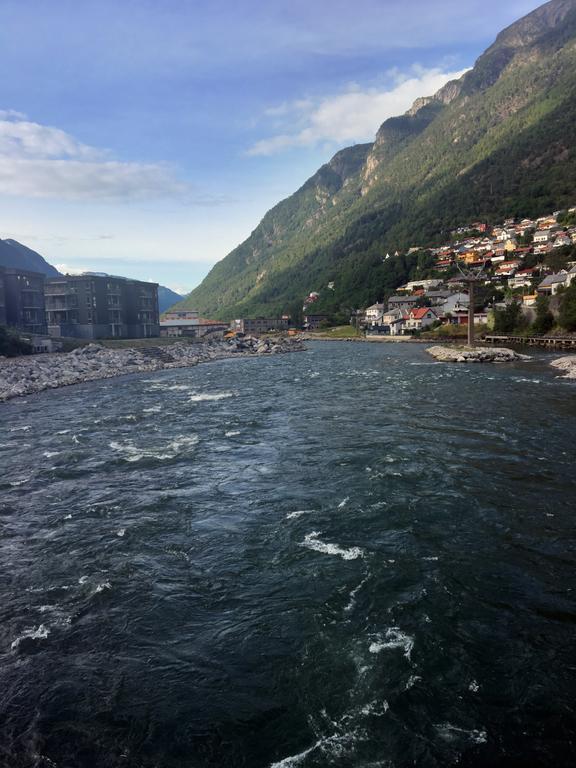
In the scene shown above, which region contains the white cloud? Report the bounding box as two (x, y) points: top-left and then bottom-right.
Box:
(53, 263), (93, 275)
(248, 66), (468, 156)
(0, 111), (187, 201)
(165, 284), (190, 296)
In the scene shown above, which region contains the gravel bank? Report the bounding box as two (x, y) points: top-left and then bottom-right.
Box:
(0, 336), (304, 402)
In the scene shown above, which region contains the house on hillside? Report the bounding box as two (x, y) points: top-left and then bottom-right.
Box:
(389, 313), (409, 336)
(553, 233), (571, 248)
(440, 292), (469, 314)
(537, 271), (568, 295)
(495, 260), (521, 278)
(508, 268), (536, 290)
(534, 230), (552, 244)
(404, 307), (438, 332)
(387, 295), (419, 312)
(363, 303), (385, 326)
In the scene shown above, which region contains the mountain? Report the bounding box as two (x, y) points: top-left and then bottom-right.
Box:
(0, 239), (60, 276)
(176, 0), (576, 321)
(158, 286), (184, 313)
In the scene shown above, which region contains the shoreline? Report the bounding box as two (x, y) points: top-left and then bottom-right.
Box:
(0, 337), (304, 403)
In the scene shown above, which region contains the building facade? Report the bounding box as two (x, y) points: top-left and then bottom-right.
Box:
(160, 319), (228, 338)
(0, 269), (6, 326)
(232, 316), (289, 335)
(0, 266), (47, 334)
(45, 274), (159, 339)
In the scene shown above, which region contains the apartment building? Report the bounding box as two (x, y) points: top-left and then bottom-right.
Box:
(0, 266), (47, 334)
(45, 274), (159, 339)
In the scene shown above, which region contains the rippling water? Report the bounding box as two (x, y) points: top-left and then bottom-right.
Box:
(1, 341), (575, 767)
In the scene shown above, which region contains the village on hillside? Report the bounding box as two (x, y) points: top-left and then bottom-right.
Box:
(357, 206), (576, 336)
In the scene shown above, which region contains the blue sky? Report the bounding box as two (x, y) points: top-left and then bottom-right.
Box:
(0, 0), (543, 294)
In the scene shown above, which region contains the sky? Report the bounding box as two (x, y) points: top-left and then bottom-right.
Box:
(0, 0), (544, 295)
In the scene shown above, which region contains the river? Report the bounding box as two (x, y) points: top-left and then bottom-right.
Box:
(1, 341), (575, 767)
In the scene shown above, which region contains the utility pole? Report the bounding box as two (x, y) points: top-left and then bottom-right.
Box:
(467, 279), (475, 347)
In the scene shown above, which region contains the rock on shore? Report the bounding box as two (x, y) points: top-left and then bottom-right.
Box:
(426, 345), (529, 363)
(550, 355), (576, 379)
(0, 336), (304, 402)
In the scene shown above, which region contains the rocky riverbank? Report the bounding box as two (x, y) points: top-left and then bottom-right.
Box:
(550, 356), (576, 379)
(426, 345), (529, 363)
(0, 336), (304, 402)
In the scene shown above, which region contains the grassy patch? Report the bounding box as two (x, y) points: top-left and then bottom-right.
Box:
(309, 325), (364, 339)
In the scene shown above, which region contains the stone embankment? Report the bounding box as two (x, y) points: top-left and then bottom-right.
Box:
(0, 336), (304, 402)
(426, 345), (529, 363)
(550, 356), (576, 379)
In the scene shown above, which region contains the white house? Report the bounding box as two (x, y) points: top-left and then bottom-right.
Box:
(534, 230), (552, 244)
(404, 307), (439, 332)
(364, 303), (385, 325)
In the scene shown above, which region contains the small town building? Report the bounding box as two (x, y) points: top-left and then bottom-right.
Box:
(387, 295), (419, 311)
(45, 274), (159, 339)
(303, 314), (328, 330)
(160, 318), (228, 338)
(232, 316), (291, 335)
(404, 307), (438, 332)
(0, 266), (47, 335)
(537, 271), (568, 295)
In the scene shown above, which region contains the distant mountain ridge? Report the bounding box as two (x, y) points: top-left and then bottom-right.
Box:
(176, 0), (576, 320)
(0, 239), (59, 276)
(157, 286), (184, 313)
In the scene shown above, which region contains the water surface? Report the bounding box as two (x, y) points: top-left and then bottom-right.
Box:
(1, 342), (575, 767)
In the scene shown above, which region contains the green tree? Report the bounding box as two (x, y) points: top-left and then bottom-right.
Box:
(532, 295), (554, 334)
(558, 283), (576, 331)
(493, 300), (524, 333)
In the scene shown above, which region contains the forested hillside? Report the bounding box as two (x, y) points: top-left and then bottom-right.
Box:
(176, 0), (576, 321)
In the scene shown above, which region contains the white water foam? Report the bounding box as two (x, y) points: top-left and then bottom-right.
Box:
(109, 434), (199, 462)
(270, 730), (360, 768)
(301, 531), (364, 560)
(56, 429), (71, 435)
(435, 723), (487, 745)
(369, 627), (414, 659)
(286, 510), (312, 520)
(143, 405), (162, 413)
(147, 383), (190, 391)
(11, 624), (50, 650)
(337, 497), (350, 509)
(9, 425), (31, 432)
(360, 699), (389, 716)
(10, 477), (30, 487)
(344, 575), (370, 613)
(270, 739), (322, 767)
(405, 674), (422, 690)
(225, 430), (241, 437)
(43, 451), (61, 458)
(189, 391), (236, 402)
(117, 528), (126, 537)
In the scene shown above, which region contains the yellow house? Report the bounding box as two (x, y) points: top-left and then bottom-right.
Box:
(504, 239), (517, 252)
(460, 250), (478, 264)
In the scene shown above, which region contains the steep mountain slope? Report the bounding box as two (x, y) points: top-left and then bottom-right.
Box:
(0, 239), (60, 276)
(164, 0), (576, 319)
